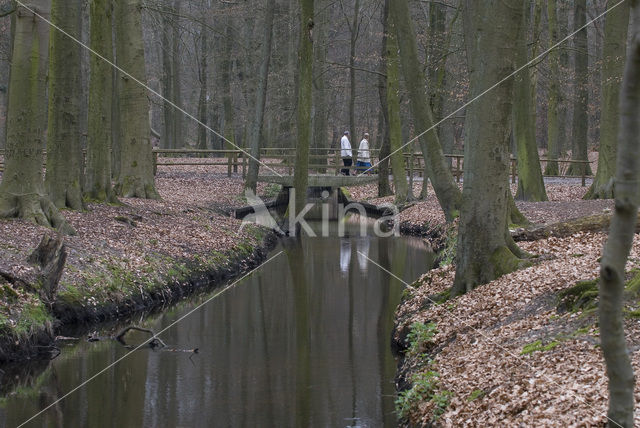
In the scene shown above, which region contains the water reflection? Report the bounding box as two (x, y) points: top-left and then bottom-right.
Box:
(0, 222), (434, 427)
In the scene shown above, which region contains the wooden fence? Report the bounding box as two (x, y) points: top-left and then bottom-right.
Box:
(0, 148), (595, 187)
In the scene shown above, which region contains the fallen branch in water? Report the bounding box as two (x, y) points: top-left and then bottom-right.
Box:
(115, 326), (167, 349)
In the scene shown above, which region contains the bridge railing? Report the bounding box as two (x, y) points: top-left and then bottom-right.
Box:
(0, 148), (593, 186)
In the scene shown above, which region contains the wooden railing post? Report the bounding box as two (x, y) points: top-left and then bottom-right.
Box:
(456, 156), (461, 183)
(242, 153), (247, 179)
(227, 152), (232, 177)
(153, 150), (158, 176)
(409, 152), (414, 190)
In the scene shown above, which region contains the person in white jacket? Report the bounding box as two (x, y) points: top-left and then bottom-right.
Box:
(356, 133), (372, 174)
(340, 131), (352, 175)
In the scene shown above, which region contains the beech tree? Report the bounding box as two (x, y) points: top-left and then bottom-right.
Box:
(389, 0), (461, 220)
(513, 1), (546, 202)
(545, 0), (560, 176)
(196, 20), (208, 152)
(245, 0), (275, 192)
(453, 0), (526, 295)
(585, 1), (630, 200)
(597, 2), (640, 425)
(382, 0), (408, 204)
(566, 0), (592, 177)
(293, 0), (314, 215)
(0, 0), (71, 233)
(113, 0), (159, 199)
(85, 0), (116, 203)
(161, 0), (183, 150)
(44, 0), (84, 210)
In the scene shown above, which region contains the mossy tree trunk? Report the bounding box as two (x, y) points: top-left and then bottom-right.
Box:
(245, 0), (275, 192)
(598, 2), (639, 425)
(85, 0), (116, 203)
(566, 0), (593, 177)
(44, 0), (84, 211)
(585, 1), (630, 200)
(113, 0), (159, 199)
(293, 0), (314, 216)
(0, 0), (72, 233)
(383, 0), (408, 204)
(545, 0), (560, 176)
(376, 0), (392, 198)
(513, 1), (547, 202)
(390, 0), (461, 220)
(453, 0), (526, 295)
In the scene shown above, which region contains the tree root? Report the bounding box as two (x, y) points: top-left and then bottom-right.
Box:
(0, 192), (75, 235)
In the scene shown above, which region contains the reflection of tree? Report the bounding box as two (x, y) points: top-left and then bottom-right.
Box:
(284, 237), (311, 426)
(376, 237), (394, 420)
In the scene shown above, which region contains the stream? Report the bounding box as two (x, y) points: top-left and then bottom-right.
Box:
(0, 221), (434, 427)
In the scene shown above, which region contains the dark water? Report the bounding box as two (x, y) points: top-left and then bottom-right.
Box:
(0, 222), (433, 428)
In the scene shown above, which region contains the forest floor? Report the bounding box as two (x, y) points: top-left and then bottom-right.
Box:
(350, 182), (640, 427)
(0, 164), (279, 363)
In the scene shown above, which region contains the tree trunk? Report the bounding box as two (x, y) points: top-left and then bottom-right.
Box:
(513, 1), (547, 202)
(545, 0), (561, 176)
(171, 0), (182, 149)
(598, 3), (639, 425)
(383, 0), (408, 204)
(196, 24), (208, 152)
(222, 22), (236, 153)
(245, 0), (275, 192)
(0, 13), (11, 150)
(556, 0), (570, 157)
(376, 0), (391, 198)
(113, 0), (159, 199)
(44, 0), (84, 211)
(567, 0), (592, 177)
(453, 0), (526, 295)
(0, 0), (73, 233)
(312, 1), (328, 168)
(426, 1), (446, 145)
(85, 0), (116, 203)
(585, 1), (630, 199)
(348, 0), (360, 139)
(161, 12), (175, 150)
(293, 0), (314, 216)
(390, 0), (461, 221)
(111, 46), (121, 180)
